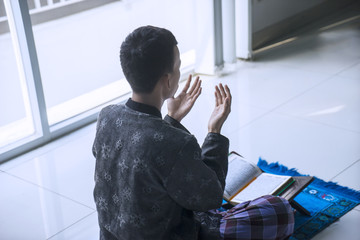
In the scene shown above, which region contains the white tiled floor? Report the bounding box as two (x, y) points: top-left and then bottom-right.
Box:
(1, 18), (360, 240)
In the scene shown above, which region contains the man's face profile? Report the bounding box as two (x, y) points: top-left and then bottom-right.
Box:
(168, 45), (181, 98)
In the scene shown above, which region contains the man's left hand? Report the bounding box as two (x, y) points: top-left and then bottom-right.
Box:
(167, 75), (202, 122)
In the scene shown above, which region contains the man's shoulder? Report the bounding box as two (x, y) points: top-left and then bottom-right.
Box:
(100, 104), (125, 115)
(158, 122), (194, 140)
(98, 104), (129, 122)
(98, 104), (196, 141)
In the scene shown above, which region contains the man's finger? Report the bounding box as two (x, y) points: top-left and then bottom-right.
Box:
(224, 85), (232, 105)
(192, 86), (202, 103)
(215, 85), (223, 105)
(214, 89), (219, 107)
(219, 83), (226, 100)
(188, 76), (200, 95)
(190, 79), (201, 98)
(182, 74), (192, 93)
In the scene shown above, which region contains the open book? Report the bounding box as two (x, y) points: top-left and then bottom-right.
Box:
(224, 152), (294, 204)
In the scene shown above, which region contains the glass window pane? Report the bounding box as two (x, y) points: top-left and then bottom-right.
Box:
(30, 0), (196, 125)
(0, 8), (35, 149)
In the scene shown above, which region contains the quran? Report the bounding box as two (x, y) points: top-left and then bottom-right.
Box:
(224, 152), (294, 204)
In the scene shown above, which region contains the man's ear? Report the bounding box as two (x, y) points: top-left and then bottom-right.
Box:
(162, 73), (171, 89)
(159, 73), (171, 98)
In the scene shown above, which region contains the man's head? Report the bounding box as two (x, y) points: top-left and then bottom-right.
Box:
(120, 26), (179, 94)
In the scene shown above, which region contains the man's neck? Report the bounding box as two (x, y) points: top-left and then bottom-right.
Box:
(131, 92), (164, 112)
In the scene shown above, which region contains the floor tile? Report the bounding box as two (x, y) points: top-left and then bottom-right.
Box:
(227, 112), (360, 181)
(6, 129), (97, 209)
(48, 211), (99, 240)
(312, 209), (360, 240)
(169, 65), (333, 142)
(216, 65), (331, 111)
(0, 172), (93, 239)
(331, 159), (360, 191)
(338, 61), (360, 80)
(275, 75), (360, 133)
(0, 123), (96, 171)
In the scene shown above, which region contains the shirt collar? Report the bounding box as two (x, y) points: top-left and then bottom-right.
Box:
(125, 98), (162, 118)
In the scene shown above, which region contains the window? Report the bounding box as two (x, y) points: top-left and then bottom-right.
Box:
(0, 0), (197, 162)
(0, 11), (35, 150)
(29, 0), (196, 125)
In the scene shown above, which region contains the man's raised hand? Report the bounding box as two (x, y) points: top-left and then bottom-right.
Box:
(167, 75), (202, 122)
(208, 83), (232, 133)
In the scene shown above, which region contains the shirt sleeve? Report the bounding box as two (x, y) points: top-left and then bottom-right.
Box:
(163, 114), (190, 134)
(165, 133), (229, 212)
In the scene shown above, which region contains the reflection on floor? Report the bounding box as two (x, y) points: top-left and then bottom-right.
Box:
(0, 17), (359, 240)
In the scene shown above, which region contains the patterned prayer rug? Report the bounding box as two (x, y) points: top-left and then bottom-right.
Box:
(257, 159), (360, 240)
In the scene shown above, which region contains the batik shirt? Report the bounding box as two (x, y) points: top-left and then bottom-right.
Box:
(93, 99), (229, 240)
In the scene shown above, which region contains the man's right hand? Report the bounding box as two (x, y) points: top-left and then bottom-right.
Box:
(208, 84), (232, 134)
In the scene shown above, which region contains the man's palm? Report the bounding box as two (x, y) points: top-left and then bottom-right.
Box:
(167, 75), (202, 121)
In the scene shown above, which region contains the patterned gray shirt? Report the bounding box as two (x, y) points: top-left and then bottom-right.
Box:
(93, 99), (229, 239)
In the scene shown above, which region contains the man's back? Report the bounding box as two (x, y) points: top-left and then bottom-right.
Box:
(93, 102), (228, 239)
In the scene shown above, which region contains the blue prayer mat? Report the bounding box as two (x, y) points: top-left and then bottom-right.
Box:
(257, 159), (360, 240)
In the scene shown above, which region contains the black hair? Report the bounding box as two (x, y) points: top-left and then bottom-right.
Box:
(120, 26), (178, 93)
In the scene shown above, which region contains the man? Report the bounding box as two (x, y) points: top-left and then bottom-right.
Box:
(93, 26), (294, 240)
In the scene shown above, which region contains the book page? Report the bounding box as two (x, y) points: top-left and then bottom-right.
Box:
(231, 173), (292, 204)
(224, 153), (262, 200)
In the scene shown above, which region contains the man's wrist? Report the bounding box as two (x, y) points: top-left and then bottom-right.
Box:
(168, 113), (182, 122)
(208, 128), (220, 134)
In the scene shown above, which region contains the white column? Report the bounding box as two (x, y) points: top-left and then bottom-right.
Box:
(235, 0), (252, 59)
(194, 0), (223, 75)
(222, 0), (236, 63)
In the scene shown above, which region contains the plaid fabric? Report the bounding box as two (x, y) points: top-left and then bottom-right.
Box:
(218, 195), (294, 240)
